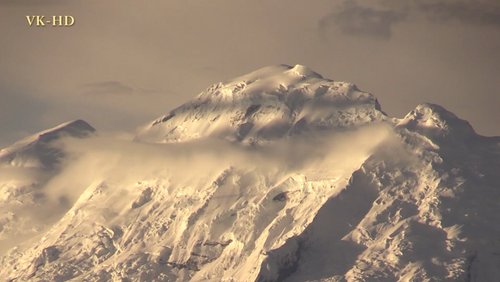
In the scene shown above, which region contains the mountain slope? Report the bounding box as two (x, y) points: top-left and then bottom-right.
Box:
(0, 120), (95, 255)
(260, 106), (500, 281)
(1, 66), (499, 282)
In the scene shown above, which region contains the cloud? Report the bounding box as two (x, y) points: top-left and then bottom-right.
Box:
(319, 0), (500, 39)
(0, 122), (396, 254)
(416, 0), (500, 26)
(319, 0), (408, 39)
(47, 124), (393, 204)
(80, 81), (134, 96)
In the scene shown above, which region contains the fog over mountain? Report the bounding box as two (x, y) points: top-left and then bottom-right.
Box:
(1, 65), (499, 281)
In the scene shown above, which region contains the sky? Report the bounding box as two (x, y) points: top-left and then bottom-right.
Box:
(1, 0), (499, 147)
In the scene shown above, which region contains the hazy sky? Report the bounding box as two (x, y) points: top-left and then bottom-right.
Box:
(1, 0), (499, 147)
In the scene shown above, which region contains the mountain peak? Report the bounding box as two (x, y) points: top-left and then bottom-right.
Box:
(137, 65), (385, 143)
(226, 64), (322, 85)
(37, 119), (95, 139)
(286, 64), (323, 79)
(398, 103), (475, 138)
(0, 119), (95, 168)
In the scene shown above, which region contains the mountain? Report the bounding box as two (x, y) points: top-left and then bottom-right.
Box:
(1, 65), (499, 281)
(0, 120), (95, 255)
(0, 119), (95, 169)
(136, 65), (385, 144)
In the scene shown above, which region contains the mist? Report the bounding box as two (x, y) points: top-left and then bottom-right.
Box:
(53, 124), (393, 199)
(0, 123), (394, 255)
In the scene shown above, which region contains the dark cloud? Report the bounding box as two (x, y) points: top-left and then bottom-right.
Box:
(416, 1), (500, 27)
(80, 81), (134, 96)
(319, 1), (408, 39)
(320, 0), (500, 39)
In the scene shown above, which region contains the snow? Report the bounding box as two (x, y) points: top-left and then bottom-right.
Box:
(0, 119), (95, 169)
(397, 103), (476, 139)
(136, 64), (385, 144)
(1, 66), (499, 281)
(0, 120), (95, 256)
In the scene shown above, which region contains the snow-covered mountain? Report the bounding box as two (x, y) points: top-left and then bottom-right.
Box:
(136, 65), (385, 144)
(0, 119), (95, 169)
(1, 65), (499, 281)
(0, 120), (95, 256)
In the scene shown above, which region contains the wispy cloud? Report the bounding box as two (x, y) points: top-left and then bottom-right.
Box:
(80, 81), (134, 96)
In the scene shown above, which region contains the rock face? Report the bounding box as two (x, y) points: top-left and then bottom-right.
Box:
(1, 65), (499, 282)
